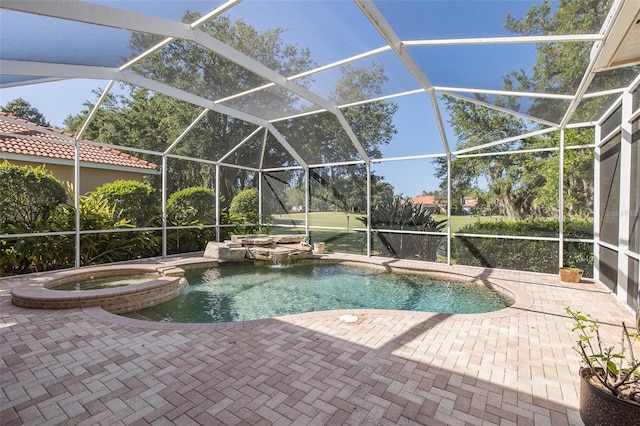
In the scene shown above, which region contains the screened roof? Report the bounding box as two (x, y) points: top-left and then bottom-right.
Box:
(1, 0), (639, 170)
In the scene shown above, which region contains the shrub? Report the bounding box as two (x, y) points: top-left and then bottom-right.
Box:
(454, 217), (594, 276)
(0, 162), (67, 232)
(229, 188), (259, 224)
(92, 180), (159, 226)
(166, 187), (218, 254)
(0, 187), (160, 276)
(358, 194), (447, 260)
(0, 223), (74, 276)
(74, 192), (160, 264)
(167, 187), (217, 225)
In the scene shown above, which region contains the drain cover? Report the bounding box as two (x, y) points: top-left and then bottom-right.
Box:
(339, 314), (358, 323)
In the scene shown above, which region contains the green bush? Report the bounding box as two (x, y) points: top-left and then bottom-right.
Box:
(454, 217), (594, 277)
(166, 187), (218, 254)
(359, 194), (447, 260)
(0, 163), (71, 275)
(0, 234), (74, 276)
(167, 187), (217, 225)
(0, 162), (67, 232)
(0, 185), (160, 276)
(229, 188), (259, 224)
(92, 180), (159, 226)
(74, 192), (160, 264)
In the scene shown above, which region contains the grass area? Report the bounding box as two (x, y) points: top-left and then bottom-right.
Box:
(272, 211), (500, 232)
(273, 212), (366, 229)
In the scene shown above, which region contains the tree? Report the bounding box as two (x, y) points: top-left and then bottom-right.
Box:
(65, 13), (315, 205)
(504, 0), (637, 122)
(436, 0), (623, 218)
(64, 12), (397, 214)
(276, 62), (397, 211)
(1, 98), (51, 127)
(284, 186), (306, 211)
(434, 95), (535, 217)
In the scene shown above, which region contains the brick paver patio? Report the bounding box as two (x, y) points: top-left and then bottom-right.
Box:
(1, 254), (636, 425)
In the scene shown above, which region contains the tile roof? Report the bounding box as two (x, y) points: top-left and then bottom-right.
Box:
(411, 195), (436, 205)
(0, 112), (158, 171)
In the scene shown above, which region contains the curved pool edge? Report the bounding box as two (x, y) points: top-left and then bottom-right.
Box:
(10, 263), (193, 313)
(81, 253), (535, 330)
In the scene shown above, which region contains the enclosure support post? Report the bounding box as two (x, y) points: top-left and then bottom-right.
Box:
(305, 167), (310, 238)
(216, 164), (221, 242)
(617, 89), (633, 305)
(559, 129), (565, 269)
(74, 139), (81, 269)
(594, 125), (602, 283)
(258, 129), (268, 230)
(258, 170), (263, 230)
(366, 162), (372, 257)
(446, 155), (452, 265)
(161, 154), (167, 258)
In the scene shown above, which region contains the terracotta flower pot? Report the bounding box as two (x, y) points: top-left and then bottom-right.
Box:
(559, 267), (583, 283)
(579, 367), (640, 426)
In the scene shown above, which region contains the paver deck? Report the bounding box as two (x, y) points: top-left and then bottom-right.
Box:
(1, 254), (636, 425)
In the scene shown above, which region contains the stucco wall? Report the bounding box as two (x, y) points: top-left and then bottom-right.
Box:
(8, 160), (151, 194)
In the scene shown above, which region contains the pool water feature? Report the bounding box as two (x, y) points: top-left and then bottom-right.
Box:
(124, 262), (513, 323)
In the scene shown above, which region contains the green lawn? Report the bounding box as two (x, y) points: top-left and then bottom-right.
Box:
(270, 211), (503, 256)
(272, 211), (499, 232)
(273, 212), (366, 229)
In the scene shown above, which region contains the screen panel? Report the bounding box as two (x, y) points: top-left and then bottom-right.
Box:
(598, 134), (621, 246)
(630, 118), (639, 254)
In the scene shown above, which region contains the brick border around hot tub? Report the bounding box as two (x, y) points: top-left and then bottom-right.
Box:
(10, 264), (191, 314)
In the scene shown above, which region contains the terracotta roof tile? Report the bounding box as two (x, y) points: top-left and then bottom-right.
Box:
(411, 195), (436, 205)
(0, 112), (158, 171)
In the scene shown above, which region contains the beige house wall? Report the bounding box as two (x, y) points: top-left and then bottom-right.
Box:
(8, 159), (150, 194)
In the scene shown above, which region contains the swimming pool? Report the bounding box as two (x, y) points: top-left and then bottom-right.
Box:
(124, 262), (513, 323)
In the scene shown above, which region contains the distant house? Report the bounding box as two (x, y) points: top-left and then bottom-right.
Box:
(411, 195), (443, 214)
(462, 197), (478, 215)
(0, 112), (159, 194)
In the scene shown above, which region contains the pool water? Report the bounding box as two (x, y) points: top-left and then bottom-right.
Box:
(123, 263), (513, 323)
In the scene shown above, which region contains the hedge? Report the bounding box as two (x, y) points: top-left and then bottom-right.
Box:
(92, 180), (159, 226)
(454, 217), (594, 277)
(0, 162), (67, 232)
(166, 187), (218, 254)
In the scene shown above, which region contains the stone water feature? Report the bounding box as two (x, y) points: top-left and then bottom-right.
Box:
(203, 234), (314, 264)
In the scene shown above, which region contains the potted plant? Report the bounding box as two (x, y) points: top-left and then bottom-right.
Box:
(566, 307), (640, 425)
(559, 266), (584, 283)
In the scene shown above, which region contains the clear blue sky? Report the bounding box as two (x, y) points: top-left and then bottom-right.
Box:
(0, 0), (539, 197)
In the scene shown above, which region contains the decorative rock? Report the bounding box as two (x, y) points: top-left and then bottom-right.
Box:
(246, 246), (284, 261)
(203, 242), (227, 258)
(272, 235), (308, 244)
(205, 235), (313, 263)
(231, 234), (267, 243)
(224, 240), (243, 248)
(204, 242), (247, 260)
(239, 237), (274, 246)
(219, 247), (247, 261)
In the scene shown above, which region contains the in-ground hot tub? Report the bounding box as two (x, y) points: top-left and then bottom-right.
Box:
(10, 264), (190, 314)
